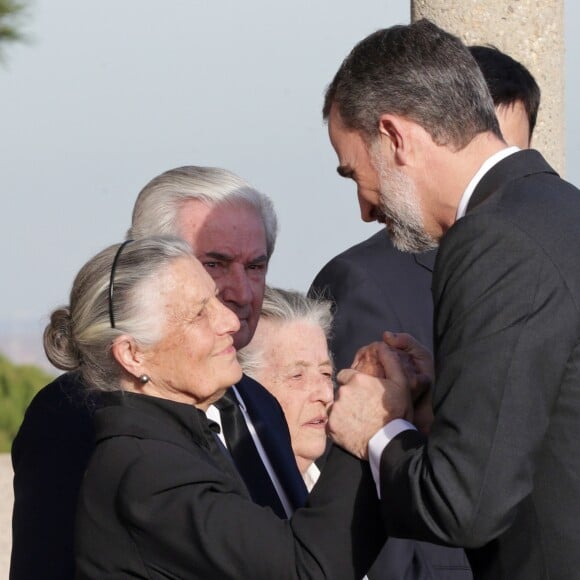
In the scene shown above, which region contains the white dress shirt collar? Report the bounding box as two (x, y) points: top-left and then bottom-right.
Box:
(302, 462), (321, 492)
(455, 146), (520, 220)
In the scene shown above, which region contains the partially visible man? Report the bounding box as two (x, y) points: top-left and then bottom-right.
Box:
(471, 45), (540, 150)
(309, 43), (539, 580)
(10, 167), (309, 579)
(325, 20), (580, 580)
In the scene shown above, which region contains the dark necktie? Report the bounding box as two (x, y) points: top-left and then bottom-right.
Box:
(214, 388), (288, 518)
(204, 418), (245, 483)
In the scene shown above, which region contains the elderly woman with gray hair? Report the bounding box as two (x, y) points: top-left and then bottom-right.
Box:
(239, 287), (335, 491)
(44, 236), (383, 579)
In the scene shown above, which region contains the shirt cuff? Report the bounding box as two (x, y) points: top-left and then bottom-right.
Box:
(368, 419), (416, 498)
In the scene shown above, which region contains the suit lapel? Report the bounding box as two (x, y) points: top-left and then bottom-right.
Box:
(414, 248), (437, 272)
(235, 374), (309, 510)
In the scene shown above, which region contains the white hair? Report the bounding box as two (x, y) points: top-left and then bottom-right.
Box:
(238, 286), (333, 378)
(127, 166), (278, 258)
(44, 236), (193, 391)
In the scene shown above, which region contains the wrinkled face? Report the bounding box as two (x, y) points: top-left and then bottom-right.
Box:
(140, 257), (242, 409)
(496, 100), (532, 149)
(249, 318), (334, 474)
(177, 200), (268, 350)
(328, 104), (436, 253)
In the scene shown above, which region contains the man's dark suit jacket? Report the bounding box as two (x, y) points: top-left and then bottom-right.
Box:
(310, 229), (436, 367)
(76, 391), (384, 579)
(310, 231), (472, 580)
(379, 150), (580, 579)
(10, 372), (307, 580)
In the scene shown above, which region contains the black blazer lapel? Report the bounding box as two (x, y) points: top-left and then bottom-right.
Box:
(235, 374), (309, 510)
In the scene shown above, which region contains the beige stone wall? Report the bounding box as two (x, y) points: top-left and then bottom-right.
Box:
(412, 0), (565, 176)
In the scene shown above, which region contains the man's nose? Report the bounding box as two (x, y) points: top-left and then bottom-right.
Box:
(221, 264), (253, 306)
(357, 192), (376, 222)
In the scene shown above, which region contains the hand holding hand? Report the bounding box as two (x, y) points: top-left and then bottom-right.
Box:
(350, 333), (435, 435)
(382, 331), (434, 389)
(327, 344), (413, 459)
(382, 331), (434, 434)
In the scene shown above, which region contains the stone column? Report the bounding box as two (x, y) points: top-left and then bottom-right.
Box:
(412, 0), (565, 175)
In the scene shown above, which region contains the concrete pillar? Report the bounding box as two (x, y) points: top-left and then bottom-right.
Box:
(411, 0), (565, 176)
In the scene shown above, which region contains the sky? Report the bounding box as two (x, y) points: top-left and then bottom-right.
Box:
(2, 1), (579, 367)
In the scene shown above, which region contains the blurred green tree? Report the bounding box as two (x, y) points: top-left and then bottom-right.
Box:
(0, 0), (27, 60)
(0, 353), (54, 451)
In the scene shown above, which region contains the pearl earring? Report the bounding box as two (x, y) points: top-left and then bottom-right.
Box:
(139, 374), (150, 384)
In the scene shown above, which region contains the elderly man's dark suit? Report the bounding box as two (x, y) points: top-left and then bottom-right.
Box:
(310, 233), (472, 579)
(379, 150), (580, 579)
(10, 372), (307, 579)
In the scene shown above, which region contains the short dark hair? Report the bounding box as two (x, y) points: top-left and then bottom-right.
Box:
(469, 45), (541, 137)
(323, 19), (502, 149)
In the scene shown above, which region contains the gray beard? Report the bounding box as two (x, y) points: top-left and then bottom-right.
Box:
(370, 142), (438, 253)
(382, 209), (439, 253)
(377, 175), (438, 253)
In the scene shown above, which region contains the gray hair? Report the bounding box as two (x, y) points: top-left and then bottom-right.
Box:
(127, 166), (278, 258)
(43, 236), (193, 391)
(324, 19), (502, 150)
(239, 287), (333, 378)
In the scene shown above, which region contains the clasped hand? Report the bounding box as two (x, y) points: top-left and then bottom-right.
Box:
(327, 332), (434, 459)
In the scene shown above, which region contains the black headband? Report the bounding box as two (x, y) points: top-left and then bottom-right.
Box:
(108, 240), (134, 328)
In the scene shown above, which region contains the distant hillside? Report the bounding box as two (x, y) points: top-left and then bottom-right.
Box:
(0, 353), (55, 452)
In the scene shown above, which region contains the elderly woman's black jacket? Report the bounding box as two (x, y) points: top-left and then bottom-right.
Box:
(75, 391), (385, 579)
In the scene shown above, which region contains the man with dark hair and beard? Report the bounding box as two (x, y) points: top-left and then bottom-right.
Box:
(325, 19), (580, 580)
(309, 42), (540, 580)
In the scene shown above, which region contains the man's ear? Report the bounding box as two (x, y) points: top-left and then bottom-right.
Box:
(377, 114), (411, 166)
(111, 335), (145, 378)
